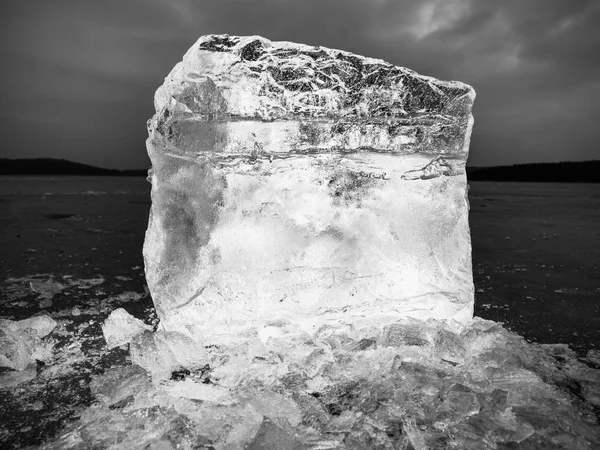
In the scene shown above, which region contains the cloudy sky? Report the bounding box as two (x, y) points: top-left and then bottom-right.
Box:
(1, 0), (599, 168)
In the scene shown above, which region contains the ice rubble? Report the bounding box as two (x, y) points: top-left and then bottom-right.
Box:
(102, 307), (152, 349)
(62, 317), (599, 449)
(144, 34), (476, 352)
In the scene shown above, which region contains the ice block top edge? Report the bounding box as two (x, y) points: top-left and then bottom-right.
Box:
(149, 34), (475, 158)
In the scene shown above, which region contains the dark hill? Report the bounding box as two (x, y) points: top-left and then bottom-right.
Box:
(0, 158), (147, 176)
(467, 160), (599, 183)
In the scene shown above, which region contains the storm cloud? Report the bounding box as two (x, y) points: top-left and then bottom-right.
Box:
(1, 0), (598, 168)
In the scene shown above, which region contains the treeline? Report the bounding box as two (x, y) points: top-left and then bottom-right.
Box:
(467, 160), (599, 183)
(0, 158), (147, 176)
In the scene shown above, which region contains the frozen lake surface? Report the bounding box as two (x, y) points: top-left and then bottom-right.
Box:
(1, 176), (599, 448)
(469, 181), (600, 354)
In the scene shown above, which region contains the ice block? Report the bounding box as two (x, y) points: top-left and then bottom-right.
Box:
(144, 34), (476, 344)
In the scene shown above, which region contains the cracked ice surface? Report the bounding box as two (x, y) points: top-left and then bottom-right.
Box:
(144, 34), (476, 349)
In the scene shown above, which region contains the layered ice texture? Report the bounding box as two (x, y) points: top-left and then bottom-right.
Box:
(144, 35), (476, 345)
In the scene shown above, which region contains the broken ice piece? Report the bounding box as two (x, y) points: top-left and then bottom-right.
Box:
(0, 314), (56, 370)
(129, 329), (208, 379)
(101, 308), (152, 349)
(434, 328), (466, 364)
(90, 364), (151, 408)
(9, 314), (57, 338)
(144, 34), (476, 350)
(0, 328), (40, 371)
(30, 279), (65, 300)
(247, 418), (304, 450)
(378, 321), (435, 348)
(246, 389), (303, 427)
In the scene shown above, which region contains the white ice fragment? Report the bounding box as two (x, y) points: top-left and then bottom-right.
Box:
(17, 314), (58, 338)
(246, 418), (304, 450)
(246, 390), (302, 427)
(224, 405), (265, 448)
(101, 308), (152, 349)
(0, 314), (56, 370)
(400, 414), (427, 450)
(70, 276), (105, 290)
(90, 364), (151, 408)
(129, 329), (208, 379)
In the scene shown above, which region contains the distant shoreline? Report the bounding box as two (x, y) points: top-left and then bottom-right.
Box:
(0, 158), (148, 177)
(1, 158), (598, 183)
(467, 160), (599, 183)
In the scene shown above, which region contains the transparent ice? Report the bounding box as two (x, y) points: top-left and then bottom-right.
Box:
(143, 35), (476, 353)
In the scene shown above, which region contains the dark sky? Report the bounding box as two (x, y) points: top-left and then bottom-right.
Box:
(1, 0), (599, 169)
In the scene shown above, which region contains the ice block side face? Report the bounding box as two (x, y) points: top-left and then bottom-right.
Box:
(144, 34), (476, 340)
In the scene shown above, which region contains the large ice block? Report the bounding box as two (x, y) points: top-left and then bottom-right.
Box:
(144, 34), (476, 343)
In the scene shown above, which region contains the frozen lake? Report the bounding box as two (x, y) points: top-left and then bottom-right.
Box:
(469, 181), (600, 354)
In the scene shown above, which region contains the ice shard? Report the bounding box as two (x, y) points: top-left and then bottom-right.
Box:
(144, 34), (476, 346)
